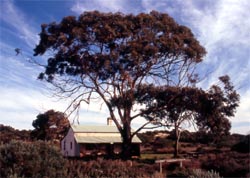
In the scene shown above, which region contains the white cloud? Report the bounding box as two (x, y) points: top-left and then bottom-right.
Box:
(189, 0), (250, 55)
(229, 89), (250, 134)
(141, 0), (169, 12)
(0, 85), (110, 129)
(233, 90), (250, 123)
(0, 88), (43, 129)
(231, 123), (250, 135)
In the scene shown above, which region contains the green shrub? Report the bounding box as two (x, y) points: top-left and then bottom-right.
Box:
(188, 169), (221, 178)
(0, 140), (67, 178)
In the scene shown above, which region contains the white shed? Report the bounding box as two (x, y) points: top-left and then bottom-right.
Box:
(61, 124), (141, 157)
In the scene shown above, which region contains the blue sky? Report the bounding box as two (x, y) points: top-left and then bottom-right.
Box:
(0, 0), (249, 134)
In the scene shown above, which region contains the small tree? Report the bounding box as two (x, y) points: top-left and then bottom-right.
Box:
(135, 75), (239, 157)
(33, 11), (206, 159)
(196, 76), (240, 140)
(31, 110), (70, 141)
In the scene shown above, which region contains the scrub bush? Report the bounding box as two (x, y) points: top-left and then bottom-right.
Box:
(188, 169), (221, 178)
(202, 152), (249, 177)
(65, 158), (161, 178)
(0, 140), (67, 177)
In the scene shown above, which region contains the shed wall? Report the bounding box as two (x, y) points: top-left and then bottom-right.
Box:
(61, 128), (79, 157)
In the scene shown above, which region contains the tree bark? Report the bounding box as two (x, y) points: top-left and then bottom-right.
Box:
(174, 126), (181, 158)
(121, 121), (132, 160)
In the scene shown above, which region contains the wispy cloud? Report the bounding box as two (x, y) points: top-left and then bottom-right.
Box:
(139, 0), (250, 88)
(0, 87), (44, 129)
(0, 84), (109, 129)
(0, 53), (109, 129)
(179, 0), (250, 135)
(191, 0), (250, 50)
(70, 0), (148, 15)
(190, 1), (250, 58)
(178, 0), (250, 89)
(71, 0), (127, 14)
(0, 0), (39, 49)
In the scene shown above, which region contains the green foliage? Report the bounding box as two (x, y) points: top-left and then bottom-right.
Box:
(188, 169), (221, 178)
(0, 140), (67, 178)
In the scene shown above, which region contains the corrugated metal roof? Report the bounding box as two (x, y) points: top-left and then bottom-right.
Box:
(71, 125), (120, 133)
(71, 125), (141, 143)
(75, 134), (141, 143)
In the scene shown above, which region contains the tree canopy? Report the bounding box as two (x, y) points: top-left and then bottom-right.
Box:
(32, 11), (239, 159)
(133, 75), (239, 156)
(31, 110), (70, 141)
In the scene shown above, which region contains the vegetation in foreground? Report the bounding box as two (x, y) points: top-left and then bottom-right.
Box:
(0, 140), (222, 178)
(0, 124), (249, 177)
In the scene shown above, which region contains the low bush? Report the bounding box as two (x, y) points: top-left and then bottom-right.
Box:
(202, 152), (250, 177)
(0, 140), (67, 177)
(0, 140), (163, 178)
(231, 134), (250, 153)
(2, 139), (248, 178)
(65, 158), (161, 178)
(188, 169), (221, 178)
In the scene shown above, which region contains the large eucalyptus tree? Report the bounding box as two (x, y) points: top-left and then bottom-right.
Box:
(34, 11), (206, 159)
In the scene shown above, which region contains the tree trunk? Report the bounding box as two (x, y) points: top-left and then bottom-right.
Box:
(121, 122), (132, 160)
(174, 138), (179, 158)
(174, 127), (181, 158)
